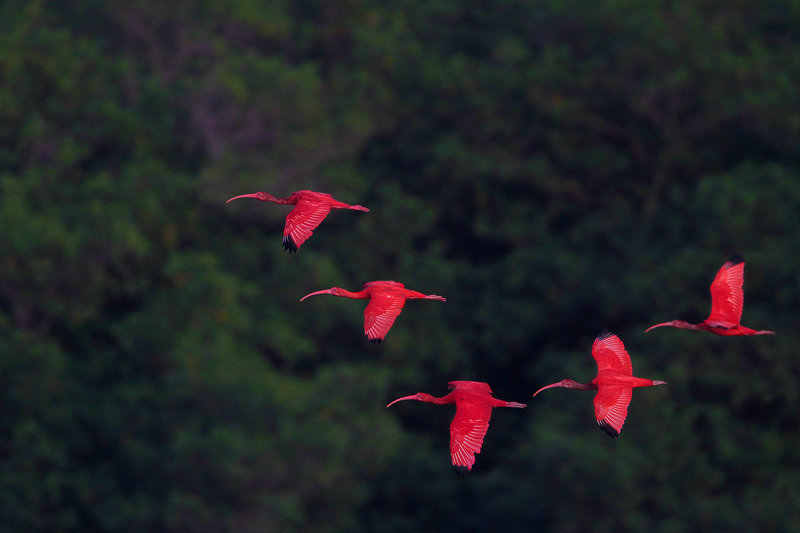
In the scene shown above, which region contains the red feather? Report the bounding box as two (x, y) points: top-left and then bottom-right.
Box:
(450, 401), (492, 471)
(591, 331), (632, 375)
(364, 291), (407, 341)
(284, 199), (332, 250)
(707, 258), (745, 326)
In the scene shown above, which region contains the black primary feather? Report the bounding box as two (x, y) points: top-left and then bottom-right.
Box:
(283, 235), (297, 253)
(454, 465), (470, 477)
(726, 254), (744, 266)
(598, 420), (620, 438)
(595, 329), (615, 342)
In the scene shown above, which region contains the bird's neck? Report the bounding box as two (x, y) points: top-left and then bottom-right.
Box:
(565, 379), (596, 391)
(418, 393), (454, 405)
(266, 194), (292, 205)
(338, 289), (371, 299)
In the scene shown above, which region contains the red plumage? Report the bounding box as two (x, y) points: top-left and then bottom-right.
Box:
(646, 255), (775, 336)
(300, 281), (446, 342)
(387, 381), (526, 474)
(226, 190), (369, 252)
(533, 331), (667, 437)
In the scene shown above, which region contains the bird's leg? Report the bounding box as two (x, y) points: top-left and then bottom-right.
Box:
(329, 199), (369, 211)
(403, 290), (446, 301)
(491, 397), (526, 408)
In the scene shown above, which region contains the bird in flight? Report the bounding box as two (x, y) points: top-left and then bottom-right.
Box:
(533, 331), (667, 437)
(387, 381), (526, 475)
(226, 190), (369, 252)
(645, 255), (775, 336)
(300, 280), (446, 342)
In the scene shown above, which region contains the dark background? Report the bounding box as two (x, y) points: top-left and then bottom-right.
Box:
(2, 1), (799, 531)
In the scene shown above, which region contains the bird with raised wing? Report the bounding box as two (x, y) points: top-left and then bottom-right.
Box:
(387, 381), (526, 475)
(226, 190), (369, 252)
(300, 280), (446, 342)
(646, 255), (775, 336)
(533, 331), (667, 437)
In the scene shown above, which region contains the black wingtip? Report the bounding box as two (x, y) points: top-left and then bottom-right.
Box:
(282, 236), (298, 253)
(726, 254), (744, 266)
(596, 329), (615, 342)
(598, 420), (620, 438)
(454, 465), (470, 477)
(369, 338), (382, 344)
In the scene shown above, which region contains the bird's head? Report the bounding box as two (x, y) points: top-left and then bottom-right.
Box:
(386, 392), (435, 407)
(299, 287), (345, 301)
(226, 191), (270, 203)
(532, 379), (583, 397)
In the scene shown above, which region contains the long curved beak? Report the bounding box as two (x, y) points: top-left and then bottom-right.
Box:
(226, 193), (260, 203)
(532, 382), (563, 397)
(386, 395), (417, 408)
(299, 289), (333, 302)
(645, 322), (670, 333)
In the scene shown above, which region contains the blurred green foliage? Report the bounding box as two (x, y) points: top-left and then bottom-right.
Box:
(1, 0), (800, 531)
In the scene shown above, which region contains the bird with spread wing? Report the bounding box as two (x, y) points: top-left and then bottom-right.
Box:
(226, 190), (368, 252)
(533, 331), (667, 437)
(387, 381), (526, 474)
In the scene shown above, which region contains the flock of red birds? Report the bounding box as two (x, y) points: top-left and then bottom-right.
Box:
(227, 189), (775, 475)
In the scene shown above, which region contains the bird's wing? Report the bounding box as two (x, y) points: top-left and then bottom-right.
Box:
(591, 331), (632, 375)
(708, 257), (745, 326)
(593, 386), (632, 438)
(450, 401), (493, 473)
(283, 199), (332, 250)
(363, 292), (407, 341)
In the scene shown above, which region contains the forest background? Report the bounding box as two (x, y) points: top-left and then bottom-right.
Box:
(2, 1), (799, 532)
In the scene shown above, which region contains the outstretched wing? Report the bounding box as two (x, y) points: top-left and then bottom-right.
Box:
(363, 292), (407, 342)
(707, 255), (744, 326)
(593, 386), (632, 438)
(450, 401), (493, 474)
(283, 199), (332, 251)
(591, 331), (632, 375)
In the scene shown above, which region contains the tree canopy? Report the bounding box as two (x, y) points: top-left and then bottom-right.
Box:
(2, 1), (799, 531)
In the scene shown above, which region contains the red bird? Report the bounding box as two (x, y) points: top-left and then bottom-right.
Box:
(386, 381), (526, 475)
(300, 280), (446, 342)
(646, 255), (775, 336)
(533, 331), (667, 437)
(226, 190), (369, 252)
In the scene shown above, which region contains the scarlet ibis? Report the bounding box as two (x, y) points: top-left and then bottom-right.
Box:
(645, 255), (775, 336)
(387, 381), (526, 475)
(300, 280), (446, 342)
(226, 190), (369, 252)
(533, 331), (667, 437)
